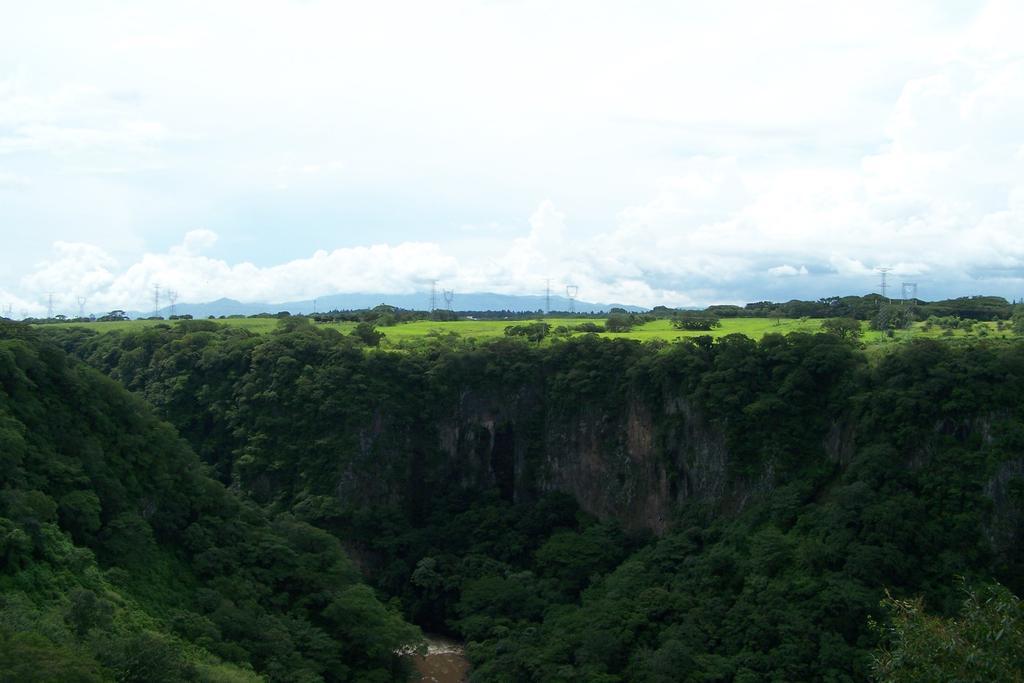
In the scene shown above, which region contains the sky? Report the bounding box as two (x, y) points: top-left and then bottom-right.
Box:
(1, 0), (1023, 316)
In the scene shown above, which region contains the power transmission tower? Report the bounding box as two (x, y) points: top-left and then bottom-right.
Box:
(875, 268), (892, 301)
(544, 278), (552, 315)
(167, 290), (178, 318)
(429, 280), (438, 312)
(313, 298), (317, 315)
(77, 296), (87, 319)
(153, 283), (160, 318)
(900, 282), (917, 305)
(2, 304), (12, 319)
(442, 289), (454, 311)
(566, 284), (579, 314)
(46, 293), (54, 319)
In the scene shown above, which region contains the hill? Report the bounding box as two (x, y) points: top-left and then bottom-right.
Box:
(0, 321), (421, 682)
(130, 292), (645, 319)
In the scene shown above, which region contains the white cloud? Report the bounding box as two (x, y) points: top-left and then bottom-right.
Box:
(768, 265), (808, 278)
(273, 160), (346, 190)
(21, 241), (118, 295)
(565, 24), (1024, 303)
(0, 171), (30, 188)
(2, 2), (1024, 310)
(11, 231), (459, 316)
(0, 120), (167, 156)
(0, 81), (167, 158)
(14, 241), (119, 316)
(178, 229), (218, 255)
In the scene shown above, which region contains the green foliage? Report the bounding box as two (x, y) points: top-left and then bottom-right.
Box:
(870, 304), (913, 331)
(534, 523), (629, 597)
(605, 311), (634, 332)
(39, 318), (1024, 682)
(604, 309), (652, 333)
(65, 589), (114, 637)
(95, 630), (191, 683)
(924, 314), (967, 331)
(350, 322), (385, 347)
(0, 627), (103, 683)
(672, 313), (721, 331)
(742, 294), (1012, 321)
(58, 491), (102, 544)
(821, 316), (863, 339)
(0, 320), (420, 682)
(871, 581), (1024, 682)
(504, 321), (550, 342)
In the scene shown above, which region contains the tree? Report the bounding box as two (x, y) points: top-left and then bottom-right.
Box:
(0, 628), (103, 683)
(650, 305), (677, 319)
(821, 317), (862, 340)
(672, 313), (721, 331)
(1012, 307), (1024, 335)
(504, 322), (549, 343)
(870, 305), (912, 332)
(324, 585), (422, 665)
(351, 322), (385, 347)
(65, 589), (114, 637)
(96, 631), (189, 683)
(605, 312), (634, 332)
(58, 491), (102, 543)
(871, 582), (1024, 682)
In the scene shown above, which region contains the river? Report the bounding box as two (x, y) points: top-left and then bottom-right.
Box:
(408, 635), (470, 683)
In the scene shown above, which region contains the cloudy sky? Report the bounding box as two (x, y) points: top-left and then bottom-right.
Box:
(2, 0), (1023, 316)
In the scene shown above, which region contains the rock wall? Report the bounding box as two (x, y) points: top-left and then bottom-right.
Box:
(433, 388), (775, 533)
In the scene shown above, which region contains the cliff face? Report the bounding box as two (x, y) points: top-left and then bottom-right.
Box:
(986, 457), (1024, 571)
(53, 324), (1023, 561)
(431, 388), (772, 533)
(413, 389), (1019, 560)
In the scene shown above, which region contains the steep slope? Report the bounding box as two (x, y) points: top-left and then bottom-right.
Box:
(0, 322), (420, 682)
(50, 320), (1024, 681)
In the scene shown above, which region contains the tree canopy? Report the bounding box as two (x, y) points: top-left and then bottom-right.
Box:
(33, 318), (1024, 682)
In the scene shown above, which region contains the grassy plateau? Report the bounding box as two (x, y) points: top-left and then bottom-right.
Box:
(41, 315), (1020, 348)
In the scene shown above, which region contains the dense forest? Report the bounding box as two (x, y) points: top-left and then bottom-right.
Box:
(0, 322), (419, 682)
(4, 318), (1022, 681)
(709, 294), (1017, 321)
(25, 293), (1019, 328)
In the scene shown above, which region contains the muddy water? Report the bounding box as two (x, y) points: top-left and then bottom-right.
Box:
(409, 635), (470, 683)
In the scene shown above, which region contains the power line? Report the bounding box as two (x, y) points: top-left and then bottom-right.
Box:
(875, 267), (892, 301)
(900, 282), (918, 305)
(565, 284), (579, 314)
(167, 290), (178, 318)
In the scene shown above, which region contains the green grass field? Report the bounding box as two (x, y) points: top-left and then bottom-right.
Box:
(41, 315), (1020, 347)
(378, 316), (826, 342)
(47, 317), (288, 334)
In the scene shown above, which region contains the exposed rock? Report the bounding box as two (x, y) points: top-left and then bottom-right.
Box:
(984, 457), (1024, 567)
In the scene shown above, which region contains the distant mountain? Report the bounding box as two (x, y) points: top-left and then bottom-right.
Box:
(132, 292), (646, 318)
